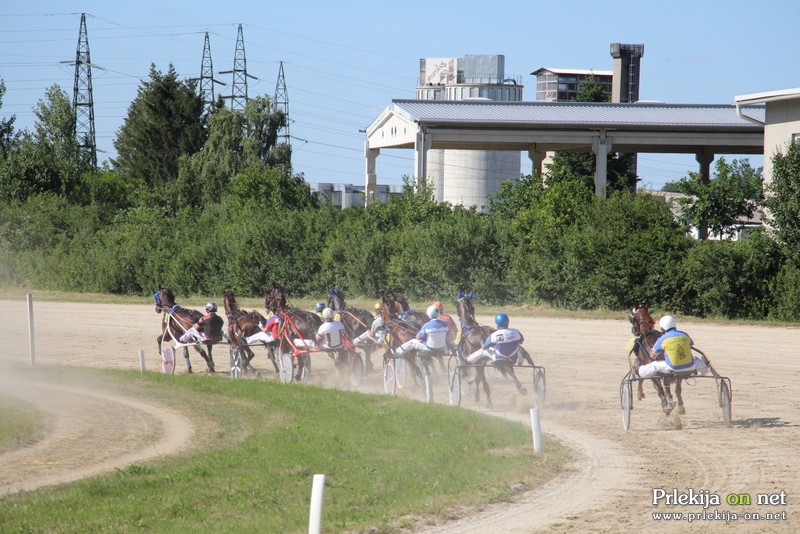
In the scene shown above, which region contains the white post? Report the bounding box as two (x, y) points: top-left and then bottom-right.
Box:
(26, 293), (36, 366)
(308, 473), (326, 534)
(139, 350), (146, 373)
(530, 408), (543, 453)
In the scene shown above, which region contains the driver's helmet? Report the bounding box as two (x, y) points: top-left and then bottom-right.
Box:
(659, 315), (677, 331)
(426, 305), (440, 319)
(494, 313), (509, 328)
(205, 302), (217, 313)
(322, 307), (335, 321)
(315, 302), (326, 313)
(433, 300), (444, 312)
(373, 301), (382, 311)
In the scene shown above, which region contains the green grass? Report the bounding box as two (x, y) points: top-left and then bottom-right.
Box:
(0, 395), (45, 453)
(0, 365), (569, 533)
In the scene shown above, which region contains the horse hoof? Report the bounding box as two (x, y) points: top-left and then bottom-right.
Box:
(518, 387), (528, 396)
(678, 406), (686, 415)
(187, 369), (193, 375)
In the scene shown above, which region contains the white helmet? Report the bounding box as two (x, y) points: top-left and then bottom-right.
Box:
(659, 315), (677, 331)
(205, 302), (217, 313)
(426, 305), (439, 319)
(322, 307), (335, 321)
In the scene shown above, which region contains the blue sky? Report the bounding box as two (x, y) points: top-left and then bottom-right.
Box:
(2, 0), (798, 191)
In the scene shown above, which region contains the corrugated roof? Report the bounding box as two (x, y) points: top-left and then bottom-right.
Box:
(390, 99), (765, 129)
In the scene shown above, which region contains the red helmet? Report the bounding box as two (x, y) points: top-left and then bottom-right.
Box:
(433, 300), (444, 311)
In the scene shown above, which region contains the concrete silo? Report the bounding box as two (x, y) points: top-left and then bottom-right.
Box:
(416, 55), (523, 210)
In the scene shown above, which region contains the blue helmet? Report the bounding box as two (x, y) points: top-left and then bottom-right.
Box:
(315, 302), (325, 313)
(494, 313), (509, 328)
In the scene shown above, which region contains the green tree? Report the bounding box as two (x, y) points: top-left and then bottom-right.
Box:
(0, 85), (81, 201)
(176, 99), (294, 207)
(673, 157), (763, 240)
(113, 64), (205, 187)
(545, 75), (638, 195)
(0, 79), (15, 159)
(764, 141), (800, 253)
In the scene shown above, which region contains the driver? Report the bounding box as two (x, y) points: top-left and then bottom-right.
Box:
(393, 305), (449, 356)
(465, 313), (524, 364)
(180, 302), (224, 344)
(637, 315), (709, 378)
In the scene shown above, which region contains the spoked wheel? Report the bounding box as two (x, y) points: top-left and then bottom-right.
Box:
(532, 367), (546, 408)
(719, 379), (732, 427)
(422, 360), (434, 404)
(278, 352), (294, 384)
(448, 357), (462, 406)
(161, 346), (176, 374)
(229, 347), (243, 378)
(383, 358), (397, 395)
(348, 351), (364, 387)
(395, 356), (407, 389)
(620, 376), (633, 431)
(298, 354), (311, 382)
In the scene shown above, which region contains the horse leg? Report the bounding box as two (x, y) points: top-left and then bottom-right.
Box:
(183, 347), (193, 374)
(503, 367), (528, 396)
(477, 368), (492, 409)
(650, 377), (672, 415)
(363, 347), (373, 372)
(675, 378), (686, 414)
(267, 346), (279, 374)
(194, 345), (214, 373)
(661, 377), (676, 415)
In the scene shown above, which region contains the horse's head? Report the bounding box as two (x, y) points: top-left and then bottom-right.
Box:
(155, 288), (176, 313)
(629, 303), (655, 336)
(223, 290), (239, 316)
(327, 288), (346, 311)
(395, 293), (411, 313)
(265, 285), (287, 314)
(456, 291), (477, 328)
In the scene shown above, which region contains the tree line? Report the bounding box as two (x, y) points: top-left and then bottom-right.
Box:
(2, 69), (800, 321)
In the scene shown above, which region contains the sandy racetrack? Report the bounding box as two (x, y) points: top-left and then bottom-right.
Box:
(2, 299), (798, 532)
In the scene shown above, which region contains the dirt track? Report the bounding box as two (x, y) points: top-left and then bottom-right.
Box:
(2, 299), (799, 532)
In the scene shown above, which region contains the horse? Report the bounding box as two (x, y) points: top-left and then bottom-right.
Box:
(154, 288), (216, 373)
(222, 291), (278, 374)
(327, 288), (378, 371)
(380, 295), (431, 387)
(265, 285), (323, 380)
(628, 304), (686, 415)
(393, 293), (428, 328)
(455, 291), (529, 407)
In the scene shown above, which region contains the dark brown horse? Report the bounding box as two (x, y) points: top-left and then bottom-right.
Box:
(455, 291), (528, 407)
(266, 285), (323, 380)
(628, 304), (686, 415)
(327, 288), (378, 370)
(223, 291), (277, 374)
(393, 293), (428, 329)
(380, 294), (431, 387)
(154, 288), (216, 373)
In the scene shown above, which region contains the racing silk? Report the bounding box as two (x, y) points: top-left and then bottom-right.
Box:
(438, 313), (458, 344)
(370, 315), (384, 334)
(263, 314), (281, 338)
(652, 329), (694, 370)
(483, 327), (524, 358)
(198, 313), (224, 339)
(318, 320), (345, 349)
(417, 318), (449, 350)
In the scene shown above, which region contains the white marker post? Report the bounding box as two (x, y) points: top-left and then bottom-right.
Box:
(139, 350), (146, 373)
(308, 473), (326, 534)
(26, 293), (36, 366)
(530, 408), (543, 453)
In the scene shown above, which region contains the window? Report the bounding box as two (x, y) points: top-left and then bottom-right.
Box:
(793, 133), (800, 145)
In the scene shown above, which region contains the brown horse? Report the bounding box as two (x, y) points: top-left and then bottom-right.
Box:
(327, 288), (378, 370)
(628, 304), (686, 415)
(223, 291), (278, 374)
(380, 295), (432, 387)
(154, 288), (216, 373)
(455, 291), (529, 407)
(393, 293), (428, 328)
(266, 285), (323, 380)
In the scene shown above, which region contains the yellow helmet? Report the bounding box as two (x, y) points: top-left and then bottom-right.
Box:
(373, 301), (381, 311)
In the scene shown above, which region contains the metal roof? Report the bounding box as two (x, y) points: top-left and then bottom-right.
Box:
(386, 99), (766, 130)
(530, 67), (613, 76)
(735, 87), (800, 105)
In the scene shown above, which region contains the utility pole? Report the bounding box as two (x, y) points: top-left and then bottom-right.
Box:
(220, 24), (256, 111)
(190, 32), (226, 116)
(273, 61), (291, 151)
(72, 13), (97, 170)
